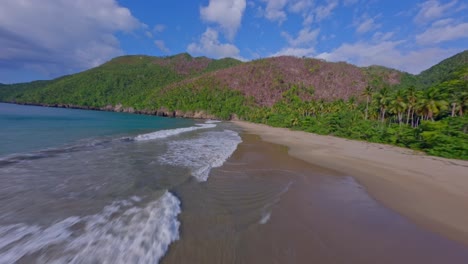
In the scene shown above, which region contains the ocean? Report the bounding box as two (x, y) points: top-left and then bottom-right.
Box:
(0, 103), (241, 263)
(2, 103), (468, 264)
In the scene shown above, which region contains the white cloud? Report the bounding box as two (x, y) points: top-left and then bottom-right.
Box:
(259, 0), (289, 23)
(289, 0), (314, 13)
(414, 0), (458, 24)
(355, 17), (381, 34)
(153, 24), (166, 33)
(317, 40), (459, 74)
(200, 0), (246, 40)
(0, 0), (141, 77)
(145, 31), (153, 38)
(372, 31), (394, 42)
(344, 0), (359, 6)
(187, 28), (241, 59)
(302, 13), (314, 25)
(281, 27), (320, 47)
(315, 0), (338, 22)
(272, 47), (315, 57)
(154, 40), (170, 53)
(416, 20), (468, 45)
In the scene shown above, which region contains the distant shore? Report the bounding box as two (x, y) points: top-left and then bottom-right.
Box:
(233, 121), (468, 246)
(0, 101), (219, 120)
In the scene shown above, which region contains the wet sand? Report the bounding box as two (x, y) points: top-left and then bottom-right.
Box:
(162, 134), (468, 264)
(233, 121), (468, 248)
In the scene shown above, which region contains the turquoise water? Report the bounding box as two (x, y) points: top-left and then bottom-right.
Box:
(0, 103), (194, 156)
(0, 103), (242, 263)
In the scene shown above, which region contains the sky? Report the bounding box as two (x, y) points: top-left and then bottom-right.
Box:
(0, 0), (467, 83)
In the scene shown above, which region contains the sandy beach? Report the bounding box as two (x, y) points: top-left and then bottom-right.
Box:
(233, 121), (468, 246)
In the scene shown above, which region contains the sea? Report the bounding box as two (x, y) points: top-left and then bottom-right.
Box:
(2, 102), (468, 264)
(0, 103), (242, 263)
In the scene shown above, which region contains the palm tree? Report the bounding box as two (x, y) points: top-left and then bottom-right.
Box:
(450, 90), (468, 117)
(421, 87), (448, 121)
(375, 86), (391, 123)
(405, 86), (418, 126)
(389, 89), (407, 125)
(361, 85), (373, 120)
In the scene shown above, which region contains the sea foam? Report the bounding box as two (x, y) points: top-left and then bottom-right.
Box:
(0, 191), (181, 264)
(159, 130), (242, 181)
(134, 123), (216, 141)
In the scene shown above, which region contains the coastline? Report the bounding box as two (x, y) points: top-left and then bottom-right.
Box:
(0, 101), (219, 120)
(233, 120), (468, 246)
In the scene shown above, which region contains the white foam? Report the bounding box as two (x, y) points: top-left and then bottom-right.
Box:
(159, 130), (242, 181)
(259, 212), (271, 224)
(205, 120), (221, 124)
(134, 123), (216, 141)
(0, 191), (181, 264)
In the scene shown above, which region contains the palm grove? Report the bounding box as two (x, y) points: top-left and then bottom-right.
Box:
(245, 66), (467, 160)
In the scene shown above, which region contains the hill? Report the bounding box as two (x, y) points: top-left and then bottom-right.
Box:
(0, 50), (467, 159)
(0, 53), (405, 110)
(417, 50), (468, 88)
(0, 53), (242, 109)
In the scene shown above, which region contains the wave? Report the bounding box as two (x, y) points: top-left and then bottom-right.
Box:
(0, 121), (218, 167)
(0, 191), (180, 264)
(0, 138), (116, 168)
(159, 130), (242, 181)
(134, 123), (217, 141)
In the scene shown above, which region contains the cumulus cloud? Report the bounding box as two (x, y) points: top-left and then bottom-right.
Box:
(0, 0), (141, 78)
(315, 0), (338, 22)
(372, 31), (395, 42)
(414, 0), (458, 24)
(316, 40), (459, 74)
(272, 47), (315, 57)
(154, 40), (170, 53)
(259, 0), (289, 23)
(416, 20), (468, 45)
(187, 28), (241, 59)
(289, 0), (314, 13)
(281, 27), (320, 47)
(200, 0), (246, 40)
(355, 17), (381, 34)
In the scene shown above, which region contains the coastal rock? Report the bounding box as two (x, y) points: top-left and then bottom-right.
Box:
(114, 103), (123, 112)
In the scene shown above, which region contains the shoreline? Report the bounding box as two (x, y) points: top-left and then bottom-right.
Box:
(0, 101), (220, 120)
(233, 120), (468, 246)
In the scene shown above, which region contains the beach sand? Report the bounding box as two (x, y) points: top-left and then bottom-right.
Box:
(233, 121), (468, 246)
(162, 133), (468, 263)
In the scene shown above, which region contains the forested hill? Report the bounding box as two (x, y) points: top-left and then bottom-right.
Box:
(417, 50), (468, 88)
(0, 52), (404, 108)
(0, 53), (242, 109)
(1, 51), (467, 159)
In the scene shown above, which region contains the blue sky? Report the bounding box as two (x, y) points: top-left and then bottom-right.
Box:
(0, 0), (467, 83)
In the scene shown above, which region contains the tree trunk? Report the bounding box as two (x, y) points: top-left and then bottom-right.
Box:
(451, 103), (456, 117)
(406, 107), (411, 124)
(365, 96), (369, 120)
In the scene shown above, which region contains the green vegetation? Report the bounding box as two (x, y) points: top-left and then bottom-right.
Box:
(0, 54), (242, 109)
(243, 78), (467, 159)
(1, 51), (466, 159)
(417, 50), (468, 88)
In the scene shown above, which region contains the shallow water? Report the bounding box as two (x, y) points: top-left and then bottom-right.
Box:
(163, 134), (468, 264)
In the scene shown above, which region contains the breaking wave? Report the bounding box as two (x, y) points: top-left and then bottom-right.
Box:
(159, 130), (242, 181)
(0, 191), (180, 264)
